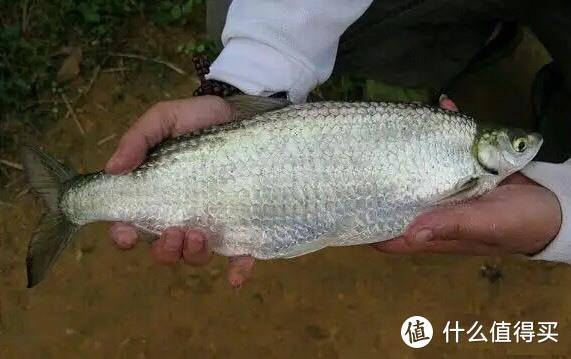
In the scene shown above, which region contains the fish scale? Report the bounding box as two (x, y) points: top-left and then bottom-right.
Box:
(62, 102), (483, 258)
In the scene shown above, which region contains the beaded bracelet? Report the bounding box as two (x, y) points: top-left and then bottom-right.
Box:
(192, 55), (243, 97)
(192, 55), (287, 99)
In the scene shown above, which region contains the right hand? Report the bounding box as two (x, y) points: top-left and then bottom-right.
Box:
(105, 96), (256, 287)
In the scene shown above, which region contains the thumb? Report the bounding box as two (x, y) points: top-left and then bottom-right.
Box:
(105, 96), (233, 174)
(404, 204), (493, 245)
(405, 196), (519, 244)
(403, 184), (559, 254)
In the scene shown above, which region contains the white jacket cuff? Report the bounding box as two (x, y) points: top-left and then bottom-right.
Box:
(206, 38), (319, 103)
(521, 160), (571, 263)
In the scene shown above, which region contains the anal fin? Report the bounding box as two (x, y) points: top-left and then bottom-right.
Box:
(282, 235), (335, 259)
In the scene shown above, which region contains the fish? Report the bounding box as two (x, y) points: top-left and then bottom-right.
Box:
(21, 95), (542, 287)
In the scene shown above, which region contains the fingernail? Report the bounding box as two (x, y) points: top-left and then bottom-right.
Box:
(186, 234), (205, 254)
(116, 229), (137, 248)
(111, 224), (137, 246)
(230, 276), (243, 289)
(412, 229), (433, 244)
(105, 156), (119, 172)
(164, 233), (181, 251)
(232, 283), (242, 290)
(439, 94), (449, 102)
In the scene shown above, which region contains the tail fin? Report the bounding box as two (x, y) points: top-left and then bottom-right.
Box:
(21, 146), (78, 288)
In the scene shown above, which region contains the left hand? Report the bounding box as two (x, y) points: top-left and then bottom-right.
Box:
(372, 173), (561, 255)
(105, 96), (255, 288)
(372, 96), (562, 256)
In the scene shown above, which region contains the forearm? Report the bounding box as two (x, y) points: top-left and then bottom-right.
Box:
(206, 0), (373, 103)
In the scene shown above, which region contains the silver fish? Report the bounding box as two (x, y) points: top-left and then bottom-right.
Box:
(22, 95), (542, 287)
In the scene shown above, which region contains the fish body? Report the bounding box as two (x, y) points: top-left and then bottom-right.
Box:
(22, 96), (542, 286)
(64, 102), (484, 257)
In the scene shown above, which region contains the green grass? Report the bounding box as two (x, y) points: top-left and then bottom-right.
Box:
(1, 0), (436, 129)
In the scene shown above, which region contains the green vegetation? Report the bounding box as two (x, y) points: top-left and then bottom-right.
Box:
(1, 0), (427, 126)
(0, 0), (206, 117)
(176, 39), (218, 59)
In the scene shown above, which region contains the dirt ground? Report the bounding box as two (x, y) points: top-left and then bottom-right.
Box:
(1, 26), (570, 358)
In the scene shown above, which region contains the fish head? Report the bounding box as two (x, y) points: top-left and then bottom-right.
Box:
(476, 128), (543, 176)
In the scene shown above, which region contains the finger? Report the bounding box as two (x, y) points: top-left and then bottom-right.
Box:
(109, 222), (139, 250)
(151, 228), (184, 265)
(500, 172), (538, 186)
(404, 185), (560, 253)
(370, 236), (415, 253)
(105, 96), (233, 174)
(405, 201), (501, 246)
(371, 236), (496, 255)
(182, 229), (212, 266)
(416, 240), (498, 255)
(227, 255), (256, 288)
(439, 94), (459, 112)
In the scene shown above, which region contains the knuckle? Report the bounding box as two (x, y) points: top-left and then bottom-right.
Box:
(147, 102), (176, 125)
(116, 130), (135, 148)
(451, 221), (464, 236)
(148, 101), (170, 116)
(440, 221), (466, 241)
(212, 95), (231, 108)
(208, 96), (233, 118)
(446, 208), (470, 233)
(183, 247), (211, 266)
(185, 228), (207, 242)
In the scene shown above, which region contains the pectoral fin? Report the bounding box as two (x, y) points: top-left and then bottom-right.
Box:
(427, 174), (498, 207)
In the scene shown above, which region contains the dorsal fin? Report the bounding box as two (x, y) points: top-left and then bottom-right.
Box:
(225, 95), (290, 121)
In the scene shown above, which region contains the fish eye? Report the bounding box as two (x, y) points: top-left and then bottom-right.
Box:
(512, 137), (527, 152)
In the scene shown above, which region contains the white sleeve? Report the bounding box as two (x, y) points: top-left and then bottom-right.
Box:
(521, 160), (571, 263)
(205, 0), (373, 103)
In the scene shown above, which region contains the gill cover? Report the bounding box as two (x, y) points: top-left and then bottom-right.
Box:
(476, 128), (543, 177)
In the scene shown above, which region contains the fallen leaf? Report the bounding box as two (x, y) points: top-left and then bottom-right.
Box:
(57, 47), (83, 83)
(51, 46), (74, 57)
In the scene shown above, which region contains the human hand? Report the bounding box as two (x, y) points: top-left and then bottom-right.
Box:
(372, 173), (561, 255)
(372, 96), (562, 256)
(106, 96), (255, 287)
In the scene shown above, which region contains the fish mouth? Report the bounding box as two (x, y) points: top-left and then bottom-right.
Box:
(510, 132), (543, 174)
(527, 132), (544, 161)
(530, 132), (543, 146)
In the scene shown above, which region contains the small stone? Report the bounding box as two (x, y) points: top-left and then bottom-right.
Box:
(169, 287), (185, 299)
(208, 267), (221, 280)
(480, 263), (503, 283)
(252, 292), (264, 304)
(305, 324), (330, 340)
(56, 47), (82, 83)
